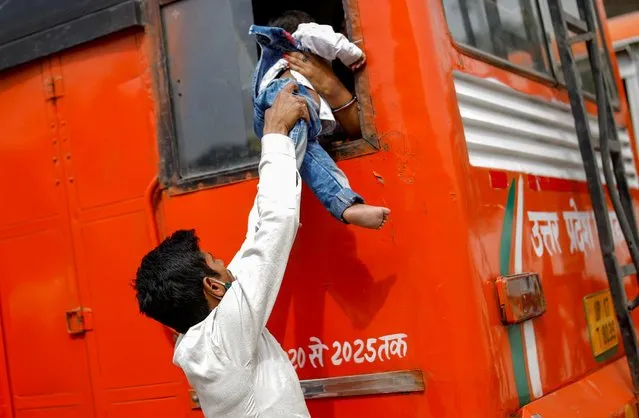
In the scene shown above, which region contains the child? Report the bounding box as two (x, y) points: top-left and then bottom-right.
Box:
(249, 11), (390, 230)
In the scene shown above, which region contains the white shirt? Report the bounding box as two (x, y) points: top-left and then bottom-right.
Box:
(293, 23), (363, 67)
(173, 134), (309, 418)
(258, 23), (364, 136)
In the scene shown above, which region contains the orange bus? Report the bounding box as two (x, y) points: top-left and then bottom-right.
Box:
(1, 0), (639, 417)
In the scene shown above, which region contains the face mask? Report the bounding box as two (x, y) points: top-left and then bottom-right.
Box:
(209, 277), (233, 300)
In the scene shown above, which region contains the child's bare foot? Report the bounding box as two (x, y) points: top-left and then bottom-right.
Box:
(342, 204), (390, 229)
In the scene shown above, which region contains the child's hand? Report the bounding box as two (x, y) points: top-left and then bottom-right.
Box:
(350, 53), (366, 71)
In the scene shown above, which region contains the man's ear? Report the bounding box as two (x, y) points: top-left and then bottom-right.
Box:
(203, 277), (225, 300)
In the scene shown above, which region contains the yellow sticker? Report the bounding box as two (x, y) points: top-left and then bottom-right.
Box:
(584, 290), (619, 357)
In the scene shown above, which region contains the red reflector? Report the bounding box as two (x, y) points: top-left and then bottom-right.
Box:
(489, 170), (508, 189)
(496, 273), (546, 324)
(527, 175), (540, 191)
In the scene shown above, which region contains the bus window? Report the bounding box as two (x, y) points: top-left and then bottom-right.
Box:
(537, 0), (619, 102)
(160, 0), (376, 190)
(442, 0), (551, 75)
(161, 0), (260, 181)
(617, 50), (639, 156)
(443, 0), (618, 102)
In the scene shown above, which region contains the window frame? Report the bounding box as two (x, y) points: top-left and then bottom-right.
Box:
(149, 0), (380, 195)
(442, 0), (620, 106)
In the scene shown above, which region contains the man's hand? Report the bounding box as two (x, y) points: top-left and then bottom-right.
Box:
(263, 82), (310, 136)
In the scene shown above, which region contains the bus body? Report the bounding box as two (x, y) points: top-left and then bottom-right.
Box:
(0, 0), (639, 417)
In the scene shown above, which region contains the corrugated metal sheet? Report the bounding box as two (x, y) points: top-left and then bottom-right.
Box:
(453, 72), (639, 188)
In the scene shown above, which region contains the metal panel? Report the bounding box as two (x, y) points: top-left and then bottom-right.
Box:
(0, 1), (144, 73)
(0, 61), (95, 416)
(0, 0), (128, 45)
(301, 370), (425, 400)
(454, 72), (639, 188)
(188, 370), (424, 409)
(56, 33), (187, 415)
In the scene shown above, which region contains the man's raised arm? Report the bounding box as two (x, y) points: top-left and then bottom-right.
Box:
(214, 83), (309, 365)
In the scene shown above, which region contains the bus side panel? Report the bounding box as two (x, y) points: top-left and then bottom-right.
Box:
(441, 0), (639, 408)
(0, 61), (95, 418)
(45, 31), (192, 417)
(158, 0), (511, 416)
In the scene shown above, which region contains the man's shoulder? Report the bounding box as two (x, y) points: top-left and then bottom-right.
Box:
(173, 310), (223, 367)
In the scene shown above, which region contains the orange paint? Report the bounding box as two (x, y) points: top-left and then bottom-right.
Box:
(0, 0), (638, 417)
(0, 32), (190, 418)
(519, 359), (637, 417)
(609, 12), (639, 47)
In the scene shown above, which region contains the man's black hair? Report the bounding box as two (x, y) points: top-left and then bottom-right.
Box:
(268, 10), (315, 33)
(134, 229), (216, 334)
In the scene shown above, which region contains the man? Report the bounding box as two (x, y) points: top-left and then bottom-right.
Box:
(134, 83), (311, 417)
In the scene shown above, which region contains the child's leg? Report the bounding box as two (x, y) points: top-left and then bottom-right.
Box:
(300, 141), (361, 218)
(301, 142), (390, 229)
(255, 79), (389, 228)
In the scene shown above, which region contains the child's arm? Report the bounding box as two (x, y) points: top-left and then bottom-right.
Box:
(293, 22), (363, 68)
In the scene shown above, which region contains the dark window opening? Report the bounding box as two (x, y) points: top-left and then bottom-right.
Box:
(604, 0), (639, 20)
(160, 0), (374, 187)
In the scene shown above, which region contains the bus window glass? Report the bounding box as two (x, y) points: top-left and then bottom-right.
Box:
(537, 0), (618, 101)
(443, 0), (551, 74)
(162, 0), (260, 180)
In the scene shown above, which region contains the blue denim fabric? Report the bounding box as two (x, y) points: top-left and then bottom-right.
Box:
(249, 25), (302, 99)
(249, 25), (363, 221)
